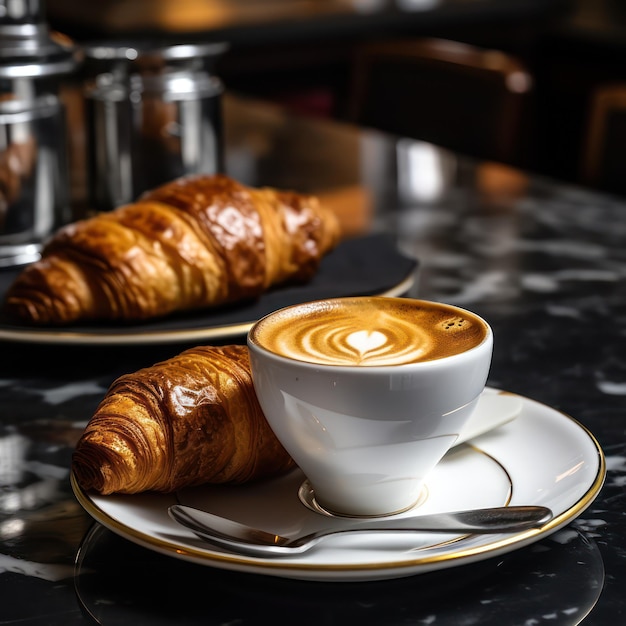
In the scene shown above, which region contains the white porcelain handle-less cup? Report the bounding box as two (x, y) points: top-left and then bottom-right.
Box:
(247, 296), (493, 518)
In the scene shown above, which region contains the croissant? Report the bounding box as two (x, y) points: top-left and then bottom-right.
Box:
(3, 174), (341, 325)
(71, 344), (296, 495)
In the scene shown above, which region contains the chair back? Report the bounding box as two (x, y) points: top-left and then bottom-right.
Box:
(349, 38), (534, 166)
(582, 83), (626, 196)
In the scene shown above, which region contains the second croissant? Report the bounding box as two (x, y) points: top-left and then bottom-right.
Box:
(3, 174), (342, 325)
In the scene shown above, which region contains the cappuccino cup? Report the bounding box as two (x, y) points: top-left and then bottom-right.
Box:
(247, 296), (493, 517)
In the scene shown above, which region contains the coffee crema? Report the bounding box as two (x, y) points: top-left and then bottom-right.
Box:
(249, 297), (489, 366)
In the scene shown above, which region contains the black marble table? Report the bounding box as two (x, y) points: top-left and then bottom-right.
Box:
(1, 94), (624, 624)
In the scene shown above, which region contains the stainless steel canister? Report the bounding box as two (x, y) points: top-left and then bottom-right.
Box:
(84, 41), (228, 213)
(0, 0), (77, 266)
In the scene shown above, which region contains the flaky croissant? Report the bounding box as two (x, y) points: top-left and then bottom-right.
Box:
(71, 344), (296, 495)
(3, 174), (341, 325)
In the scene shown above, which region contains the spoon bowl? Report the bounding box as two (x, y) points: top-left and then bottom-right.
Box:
(168, 504), (553, 557)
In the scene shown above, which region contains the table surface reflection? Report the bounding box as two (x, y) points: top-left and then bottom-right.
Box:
(1, 94), (625, 624)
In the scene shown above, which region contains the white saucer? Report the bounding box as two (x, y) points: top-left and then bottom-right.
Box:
(71, 389), (606, 582)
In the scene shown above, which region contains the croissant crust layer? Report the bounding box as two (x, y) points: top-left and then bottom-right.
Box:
(3, 174), (341, 325)
(71, 344), (296, 495)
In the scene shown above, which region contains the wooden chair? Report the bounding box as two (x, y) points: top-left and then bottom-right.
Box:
(581, 83), (626, 196)
(348, 38), (534, 167)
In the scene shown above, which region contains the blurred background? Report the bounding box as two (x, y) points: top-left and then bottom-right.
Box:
(7, 0), (626, 214)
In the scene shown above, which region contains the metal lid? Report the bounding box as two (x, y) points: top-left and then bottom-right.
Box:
(83, 40), (229, 64)
(0, 0), (78, 78)
(83, 40), (229, 78)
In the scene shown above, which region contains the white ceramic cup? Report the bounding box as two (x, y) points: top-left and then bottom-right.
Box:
(247, 296), (493, 517)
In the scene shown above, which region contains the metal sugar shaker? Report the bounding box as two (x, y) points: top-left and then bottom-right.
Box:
(0, 0), (78, 266)
(83, 40), (228, 213)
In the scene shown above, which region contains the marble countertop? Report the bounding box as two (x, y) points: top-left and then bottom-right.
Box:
(0, 94), (624, 624)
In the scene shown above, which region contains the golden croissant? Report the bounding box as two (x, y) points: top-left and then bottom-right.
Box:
(71, 344), (296, 495)
(3, 174), (341, 325)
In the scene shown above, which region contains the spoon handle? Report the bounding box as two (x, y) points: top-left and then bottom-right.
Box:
(169, 504), (553, 558)
(348, 505), (553, 533)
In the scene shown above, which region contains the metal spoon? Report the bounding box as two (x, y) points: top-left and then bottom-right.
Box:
(168, 504), (553, 557)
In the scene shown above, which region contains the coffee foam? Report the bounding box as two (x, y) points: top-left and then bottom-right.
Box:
(250, 297), (488, 367)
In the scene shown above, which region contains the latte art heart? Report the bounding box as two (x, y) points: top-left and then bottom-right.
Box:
(319, 320), (429, 366)
(250, 297), (488, 367)
(347, 330), (387, 355)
